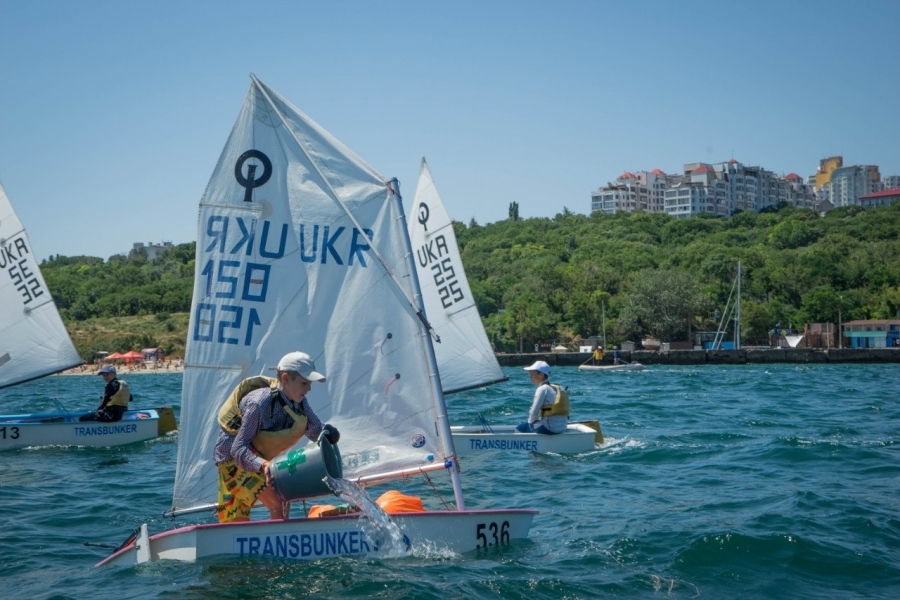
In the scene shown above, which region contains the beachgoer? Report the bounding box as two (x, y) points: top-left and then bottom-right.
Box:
(515, 360), (569, 435)
(213, 351), (340, 523)
(79, 365), (131, 422)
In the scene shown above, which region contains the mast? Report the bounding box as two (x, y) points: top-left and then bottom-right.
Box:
(602, 300), (607, 350)
(391, 178), (466, 511)
(735, 261), (741, 350)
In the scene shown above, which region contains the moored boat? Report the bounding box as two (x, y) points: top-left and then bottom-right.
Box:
(579, 361), (646, 372)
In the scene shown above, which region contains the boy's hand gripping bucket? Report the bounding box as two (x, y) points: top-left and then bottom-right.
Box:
(269, 436), (343, 502)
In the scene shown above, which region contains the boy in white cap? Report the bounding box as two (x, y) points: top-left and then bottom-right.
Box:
(79, 365), (131, 422)
(213, 351), (340, 523)
(516, 360), (568, 434)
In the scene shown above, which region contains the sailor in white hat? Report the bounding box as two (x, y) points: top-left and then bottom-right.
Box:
(516, 360), (569, 435)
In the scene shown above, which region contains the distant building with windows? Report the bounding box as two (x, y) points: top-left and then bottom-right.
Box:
(842, 319), (900, 349)
(817, 165), (881, 208)
(813, 156), (843, 191)
(592, 160), (815, 218)
(133, 241), (174, 260)
(859, 188), (900, 209)
(590, 169), (669, 214)
(592, 155), (889, 218)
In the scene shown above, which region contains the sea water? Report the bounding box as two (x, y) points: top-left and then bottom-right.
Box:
(1, 364), (898, 599)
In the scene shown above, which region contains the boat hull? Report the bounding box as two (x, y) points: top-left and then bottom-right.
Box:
(96, 509), (537, 566)
(450, 423), (597, 455)
(579, 362), (646, 372)
(0, 407), (175, 450)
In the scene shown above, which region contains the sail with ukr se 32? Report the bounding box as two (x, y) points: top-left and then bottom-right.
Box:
(0, 179), (81, 390)
(172, 76), (459, 512)
(408, 158), (507, 394)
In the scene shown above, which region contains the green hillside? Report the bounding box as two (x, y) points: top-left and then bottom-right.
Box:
(42, 202), (900, 360)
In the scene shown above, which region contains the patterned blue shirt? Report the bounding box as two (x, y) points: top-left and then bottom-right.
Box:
(213, 386), (324, 473)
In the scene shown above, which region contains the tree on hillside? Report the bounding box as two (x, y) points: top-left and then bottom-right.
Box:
(619, 269), (709, 342)
(508, 201), (520, 221)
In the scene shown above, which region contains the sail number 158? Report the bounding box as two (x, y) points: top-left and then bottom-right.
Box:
(475, 521), (510, 549)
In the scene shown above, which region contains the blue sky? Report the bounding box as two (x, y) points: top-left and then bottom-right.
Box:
(1, 0), (898, 260)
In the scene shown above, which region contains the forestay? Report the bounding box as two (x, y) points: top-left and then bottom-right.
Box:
(408, 159), (506, 394)
(173, 78), (453, 511)
(0, 180), (81, 390)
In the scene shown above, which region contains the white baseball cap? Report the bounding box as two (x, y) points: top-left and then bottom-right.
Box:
(276, 351), (326, 382)
(524, 360), (551, 376)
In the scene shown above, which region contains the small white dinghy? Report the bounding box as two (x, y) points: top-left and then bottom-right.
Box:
(579, 361), (646, 372)
(0, 180), (177, 450)
(409, 161), (602, 454)
(452, 422), (599, 455)
(0, 408), (175, 450)
(95, 76), (535, 567)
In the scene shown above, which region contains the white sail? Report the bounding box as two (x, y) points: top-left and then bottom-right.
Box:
(408, 159), (507, 394)
(0, 179), (81, 389)
(173, 78), (455, 511)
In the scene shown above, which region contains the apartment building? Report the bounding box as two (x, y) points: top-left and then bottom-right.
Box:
(816, 165), (881, 207)
(593, 161), (819, 218)
(590, 169), (669, 214)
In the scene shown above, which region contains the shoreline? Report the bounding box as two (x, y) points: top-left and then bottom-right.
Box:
(55, 365), (185, 377)
(498, 347), (900, 366)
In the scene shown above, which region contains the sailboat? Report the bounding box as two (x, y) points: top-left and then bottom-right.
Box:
(96, 76), (535, 566)
(408, 160), (598, 455)
(0, 180), (176, 450)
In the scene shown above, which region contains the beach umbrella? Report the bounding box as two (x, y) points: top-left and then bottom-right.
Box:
(122, 351), (144, 364)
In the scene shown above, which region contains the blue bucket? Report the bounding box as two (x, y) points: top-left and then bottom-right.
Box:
(269, 437), (343, 501)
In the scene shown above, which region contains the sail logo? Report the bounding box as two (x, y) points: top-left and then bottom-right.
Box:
(1, 235), (45, 304)
(410, 433), (426, 448)
(417, 202), (430, 232)
(235, 150), (272, 203)
(416, 234), (464, 309)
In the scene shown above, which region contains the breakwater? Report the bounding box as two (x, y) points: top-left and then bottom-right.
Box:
(497, 347), (900, 367)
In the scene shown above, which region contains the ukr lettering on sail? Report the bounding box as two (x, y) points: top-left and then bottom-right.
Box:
(1, 235), (45, 304)
(194, 215), (376, 348)
(416, 234), (464, 309)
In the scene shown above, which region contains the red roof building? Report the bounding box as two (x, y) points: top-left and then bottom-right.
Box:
(859, 188), (900, 209)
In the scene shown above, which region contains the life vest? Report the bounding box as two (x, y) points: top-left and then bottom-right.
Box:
(539, 383), (570, 418)
(217, 376), (309, 460)
(106, 380), (132, 408)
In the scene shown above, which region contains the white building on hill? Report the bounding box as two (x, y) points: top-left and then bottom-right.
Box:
(592, 159), (816, 218)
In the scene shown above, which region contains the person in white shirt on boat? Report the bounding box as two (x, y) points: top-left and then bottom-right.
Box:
(516, 360), (568, 435)
(79, 365), (131, 422)
(213, 351), (340, 523)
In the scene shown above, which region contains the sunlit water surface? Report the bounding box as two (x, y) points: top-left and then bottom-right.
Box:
(2, 365), (898, 599)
